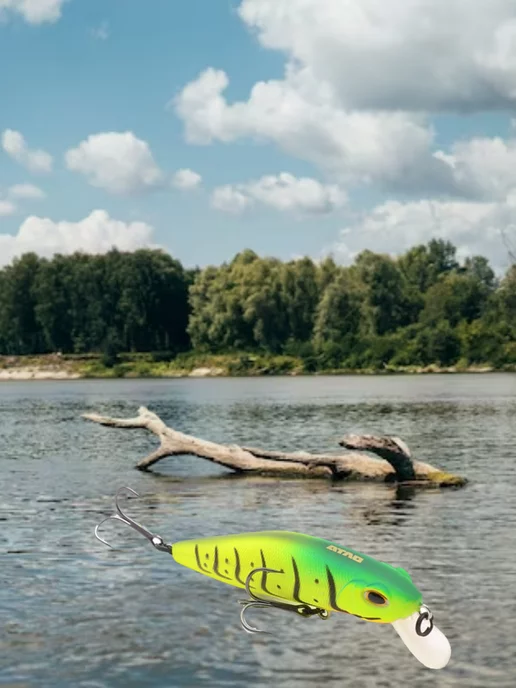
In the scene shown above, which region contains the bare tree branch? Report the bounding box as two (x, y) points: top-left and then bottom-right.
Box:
(339, 434), (416, 481)
(82, 406), (466, 486)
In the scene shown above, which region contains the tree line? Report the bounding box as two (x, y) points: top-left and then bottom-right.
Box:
(1, 240), (515, 369)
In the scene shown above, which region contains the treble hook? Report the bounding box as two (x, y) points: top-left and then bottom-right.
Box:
(239, 567), (330, 634)
(95, 486), (171, 554)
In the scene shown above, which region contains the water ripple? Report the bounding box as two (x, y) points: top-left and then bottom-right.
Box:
(1, 375), (515, 686)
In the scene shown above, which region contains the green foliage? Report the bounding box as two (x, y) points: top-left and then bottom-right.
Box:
(419, 321), (462, 366)
(0, 249), (191, 357)
(100, 329), (122, 368)
(0, 253), (45, 354)
(458, 320), (505, 364)
(498, 265), (516, 331)
(313, 269), (362, 349)
(0, 239), (515, 373)
(419, 272), (491, 327)
(188, 251), (315, 353)
(398, 239), (459, 293)
(354, 250), (421, 335)
(150, 350), (175, 363)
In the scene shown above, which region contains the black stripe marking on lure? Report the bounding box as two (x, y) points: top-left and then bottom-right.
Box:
(234, 547), (245, 585)
(213, 546), (231, 580)
(325, 566), (380, 620)
(195, 544), (205, 571)
(292, 556), (304, 603)
(260, 549), (272, 595)
(326, 565), (349, 612)
(258, 549), (285, 599)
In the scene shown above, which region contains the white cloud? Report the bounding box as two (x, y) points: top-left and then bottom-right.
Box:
(212, 172), (346, 215)
(248, 173), (346, 213)
(238, 0), (516, 112)
(211, 185), (252, 214)
(334, 196), (516, 273)
(440, 137), (516, 200)
(0, 184), (45, 219)
(172, 168), (202, 190)
(174, 2), (516, 201)
(8, 183), (45, 200)
(65, 132), (163, 195)
(0, 209), (155, 267)
(175, 68), (443, 192)
(0, 0), (67, 24)
(1, 129), (53, 174)
(0, 200), (16, 217)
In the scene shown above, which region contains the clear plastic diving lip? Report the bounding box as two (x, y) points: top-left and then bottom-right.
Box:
(391, 611), (452, 670)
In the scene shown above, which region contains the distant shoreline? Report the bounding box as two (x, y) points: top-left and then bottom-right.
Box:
(0, 353), (511, 380)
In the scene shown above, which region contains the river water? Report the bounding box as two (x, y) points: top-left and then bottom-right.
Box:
(1, 375), (515, 688)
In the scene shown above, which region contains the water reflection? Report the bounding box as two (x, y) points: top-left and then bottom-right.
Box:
(343, 483), (419, 528)
(1, 375), (515, 687)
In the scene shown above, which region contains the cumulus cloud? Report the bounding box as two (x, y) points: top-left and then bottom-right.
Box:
(174, 1), (516, 202)
(8, 183), (45, 200)
(172, 168), (202, 190)
(0, 209), (155, 267)
(1, 129), (53, 173)
(211, 185), (252, 214)
(247, 173), (346, 213)
(175, 68), (444, 192)
(238, 0), (516, 112)
(334, 196), (516, 273)
(0, 0), (67, 24)
(0, 184), (45, 219)
(212, 172), (346, 215)
(440, 136), (516, 200)
(65, 132), (163, 195)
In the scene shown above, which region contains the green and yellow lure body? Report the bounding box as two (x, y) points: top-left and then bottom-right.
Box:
(95, 488), (451, 670)
(171, 529), (421, 624)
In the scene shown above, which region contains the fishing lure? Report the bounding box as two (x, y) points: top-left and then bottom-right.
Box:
(95, 487), (451, 670)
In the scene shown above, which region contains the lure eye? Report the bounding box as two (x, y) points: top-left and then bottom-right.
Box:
(364, 590), (389, 606)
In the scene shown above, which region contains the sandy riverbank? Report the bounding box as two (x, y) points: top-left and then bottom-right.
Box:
(0, 358), (227, 380)
(0, 353), (507, 380)
(0, 367), (82, 380)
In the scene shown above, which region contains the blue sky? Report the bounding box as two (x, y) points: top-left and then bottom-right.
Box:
(1, 0), (516, 271)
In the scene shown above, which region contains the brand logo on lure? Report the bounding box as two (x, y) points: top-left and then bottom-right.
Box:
(326, 544), (364, 563)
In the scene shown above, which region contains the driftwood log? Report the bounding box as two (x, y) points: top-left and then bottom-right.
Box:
(82, 406), (466, 487)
